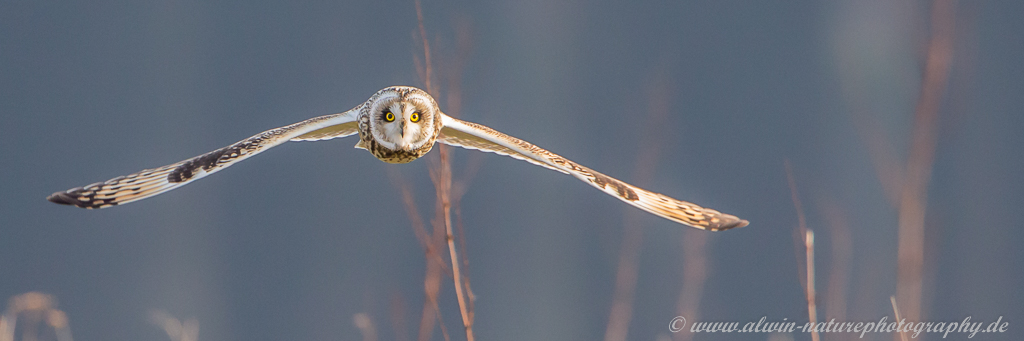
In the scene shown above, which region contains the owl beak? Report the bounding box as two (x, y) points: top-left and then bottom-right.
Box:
(399, 120), (406, 138)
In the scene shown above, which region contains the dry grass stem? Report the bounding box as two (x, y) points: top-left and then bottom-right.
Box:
(604, 214), (644, 341)
(431, 146), (474, 341)
(388, 167), (451, 274)
(785, 164), (818, 341)
(785, 161), (809, 294)
(148, 310), (198, 341)
(353, 313), (378, 341)
(820, 198), (852, 330)
(2, 292), (73, 341)
(673, 230), (708, 341)
(399, 2), (477, 339)
(431, 303), (451, 341)
(852, 116), (904, 208)
(804, 230), (820, 341)
(895, 0), (955, 322)
(452, 183), (477, 320)
(604, 73), (673, 341)
(389, 294), (411, 341)
(414, 0), (433, 95)
(890, 296), (908, 341)
(388, 164), (446, 341)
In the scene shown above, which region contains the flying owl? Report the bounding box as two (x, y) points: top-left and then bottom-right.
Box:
(47, 86), (748, 231)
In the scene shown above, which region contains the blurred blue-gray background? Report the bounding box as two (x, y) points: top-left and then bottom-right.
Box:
(2, 1), (1021, 340)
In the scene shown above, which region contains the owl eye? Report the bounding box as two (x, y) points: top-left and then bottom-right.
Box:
(384, 111), (395, 122)
(410, 112), (421, 122)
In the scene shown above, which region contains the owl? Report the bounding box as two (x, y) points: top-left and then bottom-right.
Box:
(47, 86), (748, 231)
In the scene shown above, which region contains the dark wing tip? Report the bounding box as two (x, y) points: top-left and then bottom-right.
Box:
(47, 189), (85, 207)
(47, 187), (110, 209)
(707, 215), (749, 231)
(722, 218), (751, 230)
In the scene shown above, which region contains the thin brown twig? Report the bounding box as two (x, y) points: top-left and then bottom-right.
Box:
(819, 197), (852, 331)
(673, 229), (708, 341)
(353, 313), (378, 341)
(444, 18), (479, 325)
(405, 4), (443, 340)
(430, 145), (474, 340)
(604, 72), (673, 341)
(890, 296), (909, 341)
(388, 165), (447, 341)
(416, 252), (442, 341)
(442, 16), (472, 120)
(896, 0), (955, 322)
(785, 160), (809, 294)
(445, 200), (473, 340)
(149, 310), (199, 341)
(785, 163), (818, 341)
(388, 169), (433, 249)
(388, 167), (451, 273)
(2, 292), (74, 341)
(785, 161), (807, 234)
(604, 210), (644, 341)
(414, 0), (433, 95)
(430, 300), (451, 341)
(414, 1), (474, 339)
(411, 160), (451, 341)
(389, 293), (411, 341)
(853, 116), (904, 207)
(452, 184), (476, 320)
(804, 230), (820, 341)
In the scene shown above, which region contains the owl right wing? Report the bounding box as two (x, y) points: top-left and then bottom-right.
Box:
(47, 109), (361, 209)
(436, 113), (747, 231)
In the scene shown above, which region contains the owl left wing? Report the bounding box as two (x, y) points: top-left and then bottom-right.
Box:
(47, 109), (360, 209)
(437, 114), (748, 231)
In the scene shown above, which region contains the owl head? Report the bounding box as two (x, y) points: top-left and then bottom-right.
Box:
(365, 86), (440, 152)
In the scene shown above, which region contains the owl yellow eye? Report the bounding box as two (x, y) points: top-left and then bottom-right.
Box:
(410, 112), (420, 122)
(384, 111), (395, 122)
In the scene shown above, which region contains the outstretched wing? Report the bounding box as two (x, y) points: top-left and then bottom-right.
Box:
(436, 114), (748, 231)
(48, 110), (360, 209)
